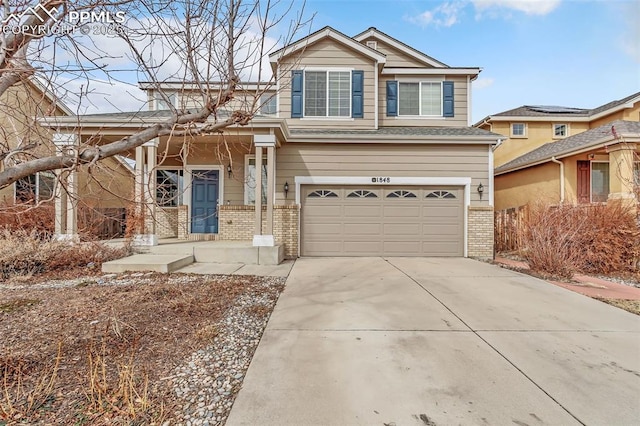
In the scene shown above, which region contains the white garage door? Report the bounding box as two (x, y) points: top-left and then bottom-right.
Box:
(301, 185), (464, 256)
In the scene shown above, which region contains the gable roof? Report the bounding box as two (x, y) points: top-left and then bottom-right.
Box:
(495, 120), (640, 175)
(476, 92), (640, 126)
(269, 26), (386, 66)
(352, 27), (447, 68)
(28, 77), (74, 116)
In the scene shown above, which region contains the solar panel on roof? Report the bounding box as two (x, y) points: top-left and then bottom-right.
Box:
(528, 106), (587, 114)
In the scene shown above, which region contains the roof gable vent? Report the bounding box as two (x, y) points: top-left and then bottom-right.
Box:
(366, 40), (377, 50)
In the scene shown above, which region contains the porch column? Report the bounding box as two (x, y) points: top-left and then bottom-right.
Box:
(253, 135), (276, 246)
(607, 142), (637, 210)
(133, 140), (158, 246)
(53, 133), (79, 241)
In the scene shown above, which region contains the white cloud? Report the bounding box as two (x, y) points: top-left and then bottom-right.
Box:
(473, 77), (494, 90)
(472, 0), (561, 16)
(407, 2), (466, 28)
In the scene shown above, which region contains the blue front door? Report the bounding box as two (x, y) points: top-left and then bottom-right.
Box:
(191, 170), (219, 233)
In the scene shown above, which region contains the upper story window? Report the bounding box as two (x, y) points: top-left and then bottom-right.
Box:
(291, 70), (364, 119)
(398, 82), (442, 116)
(259, 94), (277, 115)
(304, 71), (350, 117)
(386, 80), (453, 118)
(156, 92), (176, 110)
(553, 123), (568, 138)
(511, 123), (526, 138)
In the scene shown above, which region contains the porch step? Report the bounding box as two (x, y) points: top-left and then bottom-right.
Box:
(102, 254), (194, 273)
(194, 244), (284, 266)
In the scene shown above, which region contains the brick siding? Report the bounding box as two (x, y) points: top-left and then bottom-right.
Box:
(468, 206), (494, 259)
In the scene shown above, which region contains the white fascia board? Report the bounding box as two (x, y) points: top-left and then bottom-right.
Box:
(138, 81), (274, 91)
(288, 135), (500, 144)
(382, 68), (480, 76)
(353, 29), (446, 68)
(269, 27), (386, 65)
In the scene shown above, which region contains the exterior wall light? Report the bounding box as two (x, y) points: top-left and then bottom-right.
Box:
(477, 183), (484, 199)
(227, 164), (232, 178)
(284, 181), (289, 199)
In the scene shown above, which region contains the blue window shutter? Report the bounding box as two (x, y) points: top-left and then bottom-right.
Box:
(443, 81), (454, 117)
(291, 70), (303, 118)
(386, 80), (397, 117)
(352, 70), (364, 118)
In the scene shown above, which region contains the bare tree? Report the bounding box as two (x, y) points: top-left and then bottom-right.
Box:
(0, 0), (309, 190)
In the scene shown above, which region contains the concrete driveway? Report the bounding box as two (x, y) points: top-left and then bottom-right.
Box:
(226, 257), (640, 426)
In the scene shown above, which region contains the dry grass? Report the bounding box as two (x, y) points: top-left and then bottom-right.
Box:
(0, 230), (129, 281)
(0, 273), (283, 424)
(521, 203), (640, 278)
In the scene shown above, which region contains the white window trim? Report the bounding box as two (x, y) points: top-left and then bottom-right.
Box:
(302, 69), (353, 119)
(155, 92), (176, 110)
(294, 176), (471, 258)
(589, 160), (609, 204)
(511, 123), (527, 138)
(244, 154), (268, 205)
(14, 171), (55, 203)
(155, 167), (184, 208)
(552, 123), (569, 139)
(397, 79), (444, 118)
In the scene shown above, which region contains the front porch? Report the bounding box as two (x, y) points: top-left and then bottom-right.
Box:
(49, 121), (298, 265)
(102, 239), (286, 273)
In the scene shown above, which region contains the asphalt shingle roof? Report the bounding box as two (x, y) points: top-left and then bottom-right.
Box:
(495, 120), (640, 174)
(490, 92), (640, 119)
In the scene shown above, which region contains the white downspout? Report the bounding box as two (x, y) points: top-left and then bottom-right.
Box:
(374, 60), (379, 129)
(550, 156), (564, 204)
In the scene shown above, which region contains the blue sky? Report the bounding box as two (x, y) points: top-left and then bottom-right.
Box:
(300, 0), (640, 123)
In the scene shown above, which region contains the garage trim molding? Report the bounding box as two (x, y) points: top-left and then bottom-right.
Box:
(294, 176), (472, 257)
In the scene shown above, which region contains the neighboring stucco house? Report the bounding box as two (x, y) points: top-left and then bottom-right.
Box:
(0, 78), (133, 216)
(476, 92), (640, 168)
(40, 26), (503, 260)
(494, 120), (639, 211)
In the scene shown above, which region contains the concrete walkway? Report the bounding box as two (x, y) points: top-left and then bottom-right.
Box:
(227, 257), (640, 426)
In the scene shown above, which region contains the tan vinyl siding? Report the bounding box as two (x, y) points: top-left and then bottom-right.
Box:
(378, 75), (468, 127)
(361, 38), (431, 68)
(185, 142), (249, 205)
(278, 38), (376, 129)
(275, 143), (490, 205)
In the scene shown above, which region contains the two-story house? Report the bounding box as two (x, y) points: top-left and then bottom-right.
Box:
(40, 27), (502, 262)
(475, 92), (640, 210)
(1, 78), (133, 236)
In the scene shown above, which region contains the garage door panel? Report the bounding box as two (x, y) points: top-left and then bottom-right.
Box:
(343, 205), (381, 217)
(345, 223), (382, 235)
(302, 185), (464, 257)
(383, 206), (421, 217)
(383, 223), (421, 235)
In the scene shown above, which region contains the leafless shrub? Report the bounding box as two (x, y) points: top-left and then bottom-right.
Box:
(0, 230), (129, 280)
(522, 202), (640, 278)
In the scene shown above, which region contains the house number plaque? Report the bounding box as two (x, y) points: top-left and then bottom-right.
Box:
(371, 177), (391, 183)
